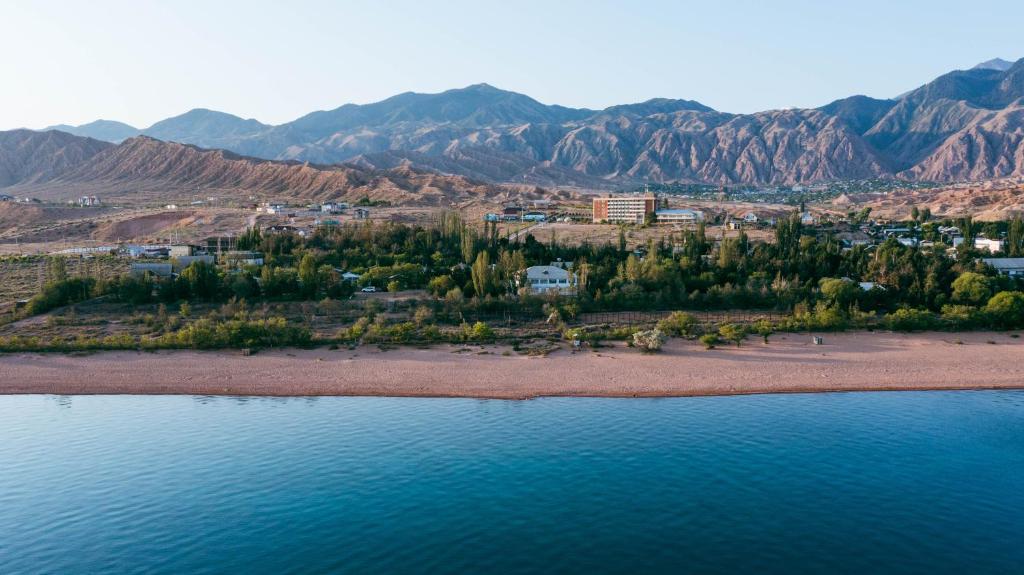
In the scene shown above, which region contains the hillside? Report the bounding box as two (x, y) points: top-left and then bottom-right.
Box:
(43, 57), (1024, 186)
(0, 130), (112, 187)
(0, 132), (534, 206)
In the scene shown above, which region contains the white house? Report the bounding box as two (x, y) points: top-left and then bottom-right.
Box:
(742, 212), (759, 223)
(800, 211), (817, 226)
(521, 265), (576, 295)
(974, 238), (1004, 253)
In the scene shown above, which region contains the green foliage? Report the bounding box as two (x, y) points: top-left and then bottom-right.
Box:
(886, 308), (938, 332)
(177, 261), (221, 300)
(25, 278), (95, 316)
(940, 304), (983, 330)
(699, 334), (719, 349)
(753, 319), (774, 343)
(657, 311), (697, 337)
(983, 291), (1024, 329)
(818, 277), (859, 310)
(158, 315), (312, 349)
(718, 323), (746, 347)
(951, 272), (993, 306)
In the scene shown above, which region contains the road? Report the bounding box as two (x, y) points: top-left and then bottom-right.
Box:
(508, 222), (546, 242)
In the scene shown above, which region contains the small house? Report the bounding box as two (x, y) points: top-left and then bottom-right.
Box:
(521, 265), (577, 295)
(981, 258), (1024, 277)
(974, 238), (1004, 253)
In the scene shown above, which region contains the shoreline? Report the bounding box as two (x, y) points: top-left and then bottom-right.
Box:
(3, 331), (1024, 399)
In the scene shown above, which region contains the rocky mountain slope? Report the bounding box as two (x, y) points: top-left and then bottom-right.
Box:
(43, 58), (1024, 186)
(0, 131), (533, 206)
(0, 130), (112, 187)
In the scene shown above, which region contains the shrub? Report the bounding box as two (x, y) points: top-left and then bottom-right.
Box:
(940, 304), (982, 330)
(656, 311), (697, 337)
(632, 328), (666, 352)
(886, 308), (938, 332)
(699, 334), (719, 349)
(25, 278), (96, 316)
(752, 319), (774, 344)
(718, 323), (746, 347)
(984, 291), (1024, 329)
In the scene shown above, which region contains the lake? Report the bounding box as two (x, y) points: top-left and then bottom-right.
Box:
(1, 392), (1022, 574)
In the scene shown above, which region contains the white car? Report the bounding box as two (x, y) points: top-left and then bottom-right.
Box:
(360, 286), (377, 293)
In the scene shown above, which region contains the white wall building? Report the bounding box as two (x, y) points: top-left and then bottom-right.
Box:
(521, 265), (576, 295)
(656, 209), (704, 224)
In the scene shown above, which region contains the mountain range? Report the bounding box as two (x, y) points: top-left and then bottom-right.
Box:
(22, 56), (1024, 189)
(0, 130), (549, 206)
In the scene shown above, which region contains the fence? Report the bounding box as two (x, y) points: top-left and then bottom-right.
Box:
(576, 309), (784, 327)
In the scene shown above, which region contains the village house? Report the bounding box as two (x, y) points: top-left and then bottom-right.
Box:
(799, 211), (817, 226)
(222, 251), (265, 268)
(974, 238), (1004, 253)
(169, 245), (202, 258)
(981, 258), (1024, 277)
(742, 211), (759, 224)
(259, 202), (288, 214)
(321, 202), (347, 214)
(520, 265), (577, 295)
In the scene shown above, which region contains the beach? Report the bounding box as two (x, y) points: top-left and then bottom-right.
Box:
(2, 331), (1024, 399)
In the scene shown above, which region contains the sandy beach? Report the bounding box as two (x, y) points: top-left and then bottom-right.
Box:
(2, 331), (1024, 399)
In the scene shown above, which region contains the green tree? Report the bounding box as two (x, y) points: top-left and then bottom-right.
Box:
(951, 272), (992, 306)
(178, 261), (221, 300)
(298, 253), (320, 299)
(1007, 216), (1024, 257)
(984, 291), (1024, 329)
(819, 278), (860, 311)
(471, 251), (495, 298)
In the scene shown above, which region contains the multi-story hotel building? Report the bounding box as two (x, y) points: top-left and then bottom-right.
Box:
(592, 194), (656, 224)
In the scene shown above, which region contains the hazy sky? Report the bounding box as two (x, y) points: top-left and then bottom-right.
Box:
(1, 0), (1021, 130)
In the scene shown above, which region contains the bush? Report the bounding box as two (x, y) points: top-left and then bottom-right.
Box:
(25, 278), (96, 316)
(699, 334), (719, 349)
(940, 304), (982, 330)
(886, 308), (938, 332)
(752, 319), (774, 344)
(656, 311), (697, 338)
(984, 291), (1024, 329)
(632, 328), (666, 352)
(718, 323), (746, 347)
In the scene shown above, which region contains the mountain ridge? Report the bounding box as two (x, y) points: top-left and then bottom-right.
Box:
(35, 57), (1024, 186)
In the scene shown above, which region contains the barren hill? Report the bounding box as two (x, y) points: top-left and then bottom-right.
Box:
(1, 132), (540, 206)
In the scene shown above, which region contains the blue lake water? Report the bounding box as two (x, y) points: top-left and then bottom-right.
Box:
(1, 392), (1022, 574)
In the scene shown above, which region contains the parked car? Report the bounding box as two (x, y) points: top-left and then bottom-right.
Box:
(360, 286), (377, 293)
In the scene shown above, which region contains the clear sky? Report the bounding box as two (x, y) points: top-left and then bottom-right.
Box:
(1, 0), (1021, 130)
